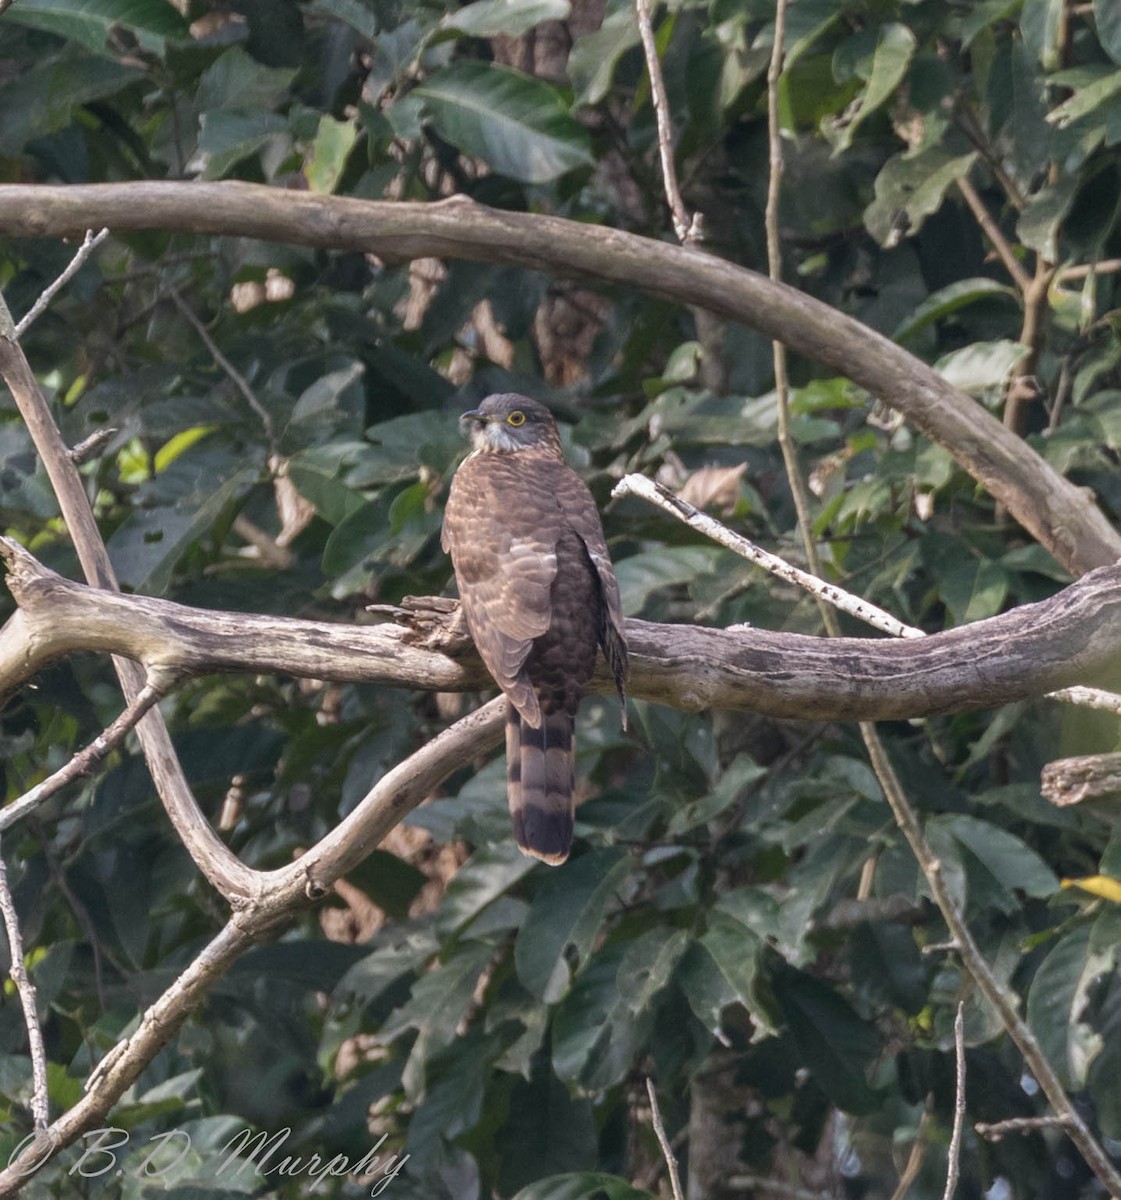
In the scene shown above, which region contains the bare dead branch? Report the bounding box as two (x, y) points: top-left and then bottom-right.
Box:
(0, 182), (1116, 574)
(0, 840), (49, 1130)
(613, 474), (923, 638)
(14, 228), (110, 338)
(4, 537), (1121, 721)
(68, 426), (117, 465)
(613, 475), (1121, 715)
(974, 1115), (1071, 1142)
(1041, 752), (1121, 807)
(0, 678), (170, 832)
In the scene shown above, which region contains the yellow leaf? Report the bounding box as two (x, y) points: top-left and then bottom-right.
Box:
(1060, 875), (1121, 903)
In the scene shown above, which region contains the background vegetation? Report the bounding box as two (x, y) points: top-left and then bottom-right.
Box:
(1, 0), (1121, 1196)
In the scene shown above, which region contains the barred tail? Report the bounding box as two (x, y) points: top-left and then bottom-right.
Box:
(506, 705), (574, 865)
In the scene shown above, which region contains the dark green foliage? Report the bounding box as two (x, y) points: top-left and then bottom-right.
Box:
(1, 0), (1121, 1196)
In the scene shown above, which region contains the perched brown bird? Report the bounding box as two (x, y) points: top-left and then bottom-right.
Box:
(441, 394), (628, 864)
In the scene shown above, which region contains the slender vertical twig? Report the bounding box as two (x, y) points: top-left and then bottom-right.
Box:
(646, 1078), (685, 1200)
(943, 1002), (967, 1200)
(0, 841), (49, 1129)
(634, 0), (693, 243)
(763, 0), (836, 639)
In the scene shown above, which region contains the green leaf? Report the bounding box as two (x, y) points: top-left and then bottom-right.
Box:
(0, 55), (143, 155)
(828, 24), (916, 153)
(436, 843), (537, 936)
(864, 148), (978, 246)
(613, 545), (722, 615)
(196, 45), (298, 111)
(696, 912), (764, 1014)
(938, 557), (1009, 625)
(496, 1072), (597, 1195)
(441, 0), (570, 39)
(107, 458), (257, 594)
(1047, 70), (1121, 129)
(285, 443), (375, 525)
(1097, 0), (1121, 65)
(930, 814), (1059, 914)
(569, 8), (639, 106)
(512, 1173), (654, 1200)
(771, 967), (881, 1114)
(344, 851), (427, 920)
(4, 0), (188, 55)
(311, 0), (378, 39)
(1017, 173), (1080, 258)
(1027, 924), (1113, 1089)
(934, 339), (1025, 400)
(334, 929), (439, 1005)
(894, 278), (1018, 342)
(416, 61), (594, 183)
(196, 110), (290, 179)
(666, 753), (766, 836)
(552, 945), (651, 1089)
(1021, 0), (1064, 69)
(616, 927), (690, 1013)
(305, 114), (360, 194)
(514, 849), (630, 1000)
(380, 939), (495, 1051)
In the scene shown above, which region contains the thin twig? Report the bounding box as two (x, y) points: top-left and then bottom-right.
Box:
(1057, 258), (1121, 282)
(888, 1107), (930, 1200)
(167, 287), (277, 454)
(634, 0), (693, 243)
(954, 179), (1031, 292)
(14, 229), (110, 338)
(0, 838), (49, 1130)
(68, 427), (117, 465)
(645, 1078), (685, 1200)
(764, 0), (837, 643)
(1046, 685), (1121, 714)
(0, 679), (170, 833)
(1005, 260), (1055, 436)
(974, 1115), (1071, 1142)
(611, 474), (924, 638)
(943, 1002), (966, 1200)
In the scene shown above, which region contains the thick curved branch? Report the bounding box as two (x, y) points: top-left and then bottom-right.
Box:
(0, 182), (1116, 575)
(3, 538), (1119, 722)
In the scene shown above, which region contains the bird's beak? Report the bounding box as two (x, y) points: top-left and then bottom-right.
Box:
(460, 408), (487, 424)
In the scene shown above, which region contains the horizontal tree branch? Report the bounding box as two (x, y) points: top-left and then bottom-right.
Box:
(0, 182), (1117, 576)
(3, 537), (1119, 722)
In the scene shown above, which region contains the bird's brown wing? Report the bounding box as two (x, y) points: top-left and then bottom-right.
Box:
(550, 463), (629, 716)
(442, 452), (560, 726)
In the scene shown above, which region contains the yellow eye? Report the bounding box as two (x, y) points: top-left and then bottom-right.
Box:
(507, 410), (526, 426)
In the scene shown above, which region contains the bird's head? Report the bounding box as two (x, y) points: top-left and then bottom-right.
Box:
(460, 394), (562, 454)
